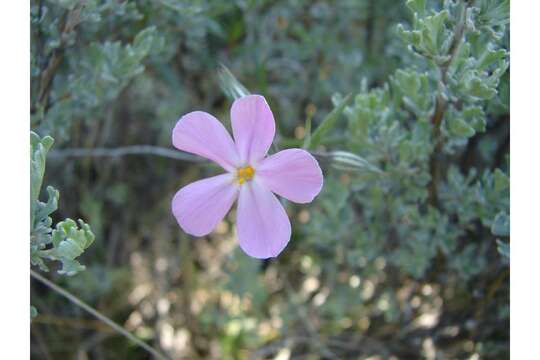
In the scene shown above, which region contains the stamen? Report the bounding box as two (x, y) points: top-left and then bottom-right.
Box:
(236, 166), (255, 184)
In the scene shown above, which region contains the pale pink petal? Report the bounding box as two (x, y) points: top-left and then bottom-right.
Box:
(172, 111), (240, 171)
(231, 95), (276, 164)
(172, 174), (238, 236)
(256, 148), (323, 203)
(236, 180), (291, 259)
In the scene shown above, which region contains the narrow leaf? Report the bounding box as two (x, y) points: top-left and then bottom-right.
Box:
(308, 94), (351, 149)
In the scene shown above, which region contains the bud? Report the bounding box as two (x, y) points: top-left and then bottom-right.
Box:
(217, 64), (250, 101)
(313, 150), (383, 174)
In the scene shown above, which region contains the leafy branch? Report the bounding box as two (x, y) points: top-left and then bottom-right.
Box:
(31, 131), (96, 276)
(427, 1), (474, 207)
(35, 4), (83, 113)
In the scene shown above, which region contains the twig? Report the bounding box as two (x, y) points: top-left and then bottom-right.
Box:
(49, 146), (364, 169)
(36, 5), (83, 112)
(474, 268), (509, 321)
(428, 0), (471, 206)
(48, 145), (202, 162)
(30, 270), (169, 360)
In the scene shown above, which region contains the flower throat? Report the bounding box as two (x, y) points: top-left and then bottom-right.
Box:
(236, 166), (255, 184)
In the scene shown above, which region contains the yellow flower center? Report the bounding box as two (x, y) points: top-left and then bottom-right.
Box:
(236, 166), (255, 185)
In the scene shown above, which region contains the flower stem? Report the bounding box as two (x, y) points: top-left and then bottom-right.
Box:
(30, 269), (169, 360)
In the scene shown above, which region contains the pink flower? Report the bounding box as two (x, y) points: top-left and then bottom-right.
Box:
(171, 95), (323, 259)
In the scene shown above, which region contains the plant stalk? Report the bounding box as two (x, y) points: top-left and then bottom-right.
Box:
(30, 270), (169, 360)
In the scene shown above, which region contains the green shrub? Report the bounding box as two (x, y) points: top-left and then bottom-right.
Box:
(31, 0), (508, 358)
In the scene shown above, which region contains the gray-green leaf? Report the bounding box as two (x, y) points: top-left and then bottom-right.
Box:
(491, 212), (509, 237)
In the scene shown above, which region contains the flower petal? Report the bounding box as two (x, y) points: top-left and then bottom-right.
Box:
(256, 148), (323, 203)
(231, 95), (276, 164)
(172, 174), (238, 236)
(172, 111), (240, 171)
(236, 180), (291, 259)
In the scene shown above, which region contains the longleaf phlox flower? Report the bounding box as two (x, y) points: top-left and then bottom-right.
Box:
(171, 95), (323, 259)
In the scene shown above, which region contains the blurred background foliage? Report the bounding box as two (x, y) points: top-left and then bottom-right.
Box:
(30, 0), (509, 359)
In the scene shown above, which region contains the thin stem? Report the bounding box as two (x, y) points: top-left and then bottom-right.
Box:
(35, 6), (83, 113)
(49, 146), (360, 169)
(48, 145), (202, 162)
(30, 270), (169, 360)
(428, 0), (471, 206)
